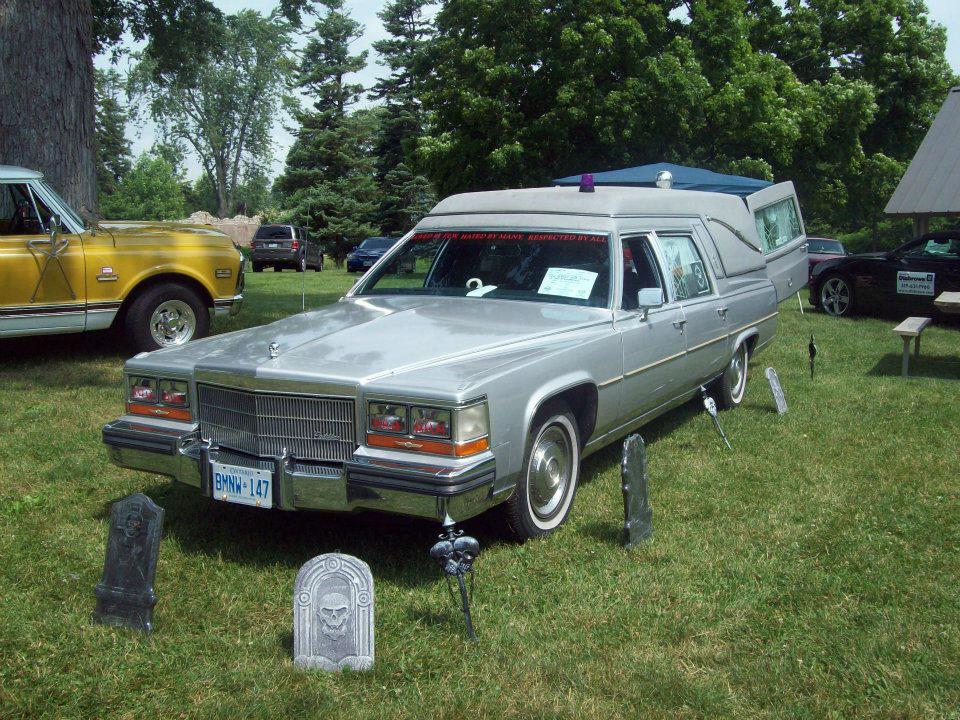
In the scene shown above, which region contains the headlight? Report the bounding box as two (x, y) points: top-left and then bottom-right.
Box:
(128, 376), (157, 403)
(411, 406), (451, 438)
(126, 374), (192, 421)
(366, 400), (489, 457)
(368, 402), (407, 433)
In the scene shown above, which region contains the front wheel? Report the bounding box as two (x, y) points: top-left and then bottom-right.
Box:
(819, 274), (855, 317)
(123, 282), (209, 353)
(501, 401), (580, 540)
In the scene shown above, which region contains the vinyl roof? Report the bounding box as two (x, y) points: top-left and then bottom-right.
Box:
(430, 185), (751, 221)
(0, 165), (43, 181)
(885, 87), (960, 216)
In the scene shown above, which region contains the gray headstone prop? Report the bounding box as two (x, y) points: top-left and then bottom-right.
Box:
(293, 553), (374, 671)
(765, 367), (788, 414)
(429, 523), (480, 640)
(92, 492), (164, 633)
(699, 385), (732, 449)
(621, 434), (653, 548)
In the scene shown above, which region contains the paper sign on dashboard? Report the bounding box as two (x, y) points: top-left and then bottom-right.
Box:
(538, 268), (598, 300)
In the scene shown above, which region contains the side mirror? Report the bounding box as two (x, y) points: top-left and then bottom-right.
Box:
(637, 287), (664, 321)
(48, 214), (61, 241)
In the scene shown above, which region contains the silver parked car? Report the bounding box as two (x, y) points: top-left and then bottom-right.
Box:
(103, 182), (807, 539)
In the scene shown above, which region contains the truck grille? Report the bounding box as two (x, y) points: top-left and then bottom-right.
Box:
(197, 384), (356, 463)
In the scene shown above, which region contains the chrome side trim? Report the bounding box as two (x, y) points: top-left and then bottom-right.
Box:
(624, 349), (685, 378)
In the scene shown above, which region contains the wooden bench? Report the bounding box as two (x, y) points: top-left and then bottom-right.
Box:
(892, 316), (931, 377)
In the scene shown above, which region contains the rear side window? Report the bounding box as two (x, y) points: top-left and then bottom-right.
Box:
(657, 234), (712, 300)
(755, 198), (803, 252)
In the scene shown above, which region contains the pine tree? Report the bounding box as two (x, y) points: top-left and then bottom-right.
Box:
(276, 0), (379, 264)
(94, 69), (133, 200)
(369, 0), (435, 233)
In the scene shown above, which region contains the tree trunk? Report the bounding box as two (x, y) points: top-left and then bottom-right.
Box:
(0, 0), (97, 214)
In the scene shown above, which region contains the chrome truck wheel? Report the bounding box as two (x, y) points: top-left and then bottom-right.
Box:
(124, 282), (209, 352)
(149, 299), (196, 347)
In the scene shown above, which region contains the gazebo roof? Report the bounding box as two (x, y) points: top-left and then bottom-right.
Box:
(886, 87), (960, 217)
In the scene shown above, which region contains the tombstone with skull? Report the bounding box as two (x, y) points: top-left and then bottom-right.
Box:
(293, 554), (374, 671)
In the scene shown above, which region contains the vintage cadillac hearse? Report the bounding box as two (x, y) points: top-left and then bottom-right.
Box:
(103, 181), (807, 539)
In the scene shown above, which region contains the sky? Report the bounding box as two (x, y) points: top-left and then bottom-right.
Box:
(97, 0), (960, 182)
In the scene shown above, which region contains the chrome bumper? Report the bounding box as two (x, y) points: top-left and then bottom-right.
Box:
(212, 294), (243, 317)
(102, 418), (499, 523)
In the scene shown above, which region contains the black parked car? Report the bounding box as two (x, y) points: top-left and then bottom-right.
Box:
(346, 236), (410, 273)
(250, 224), (323, 272)
(810, 231), (960, 318)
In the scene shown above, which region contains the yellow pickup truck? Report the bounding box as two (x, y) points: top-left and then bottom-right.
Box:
(0, 166), (244, 352)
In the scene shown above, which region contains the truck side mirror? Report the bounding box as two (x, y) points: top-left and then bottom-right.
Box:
(637, 287), (664, 321)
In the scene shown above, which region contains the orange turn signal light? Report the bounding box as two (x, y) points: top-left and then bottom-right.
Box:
(127, 402), (192, 422)
(366, 433), (489, 457)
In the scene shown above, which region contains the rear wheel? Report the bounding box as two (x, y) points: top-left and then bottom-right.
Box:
(501, 401), (580, 540)
(123, 282), (209, 353)
(712, 342), (749, 409)
(252, 262), (263, 273)
(819, 274), (854, 317)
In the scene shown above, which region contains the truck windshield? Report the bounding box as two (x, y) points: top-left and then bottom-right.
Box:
(357, 230), (612, 308)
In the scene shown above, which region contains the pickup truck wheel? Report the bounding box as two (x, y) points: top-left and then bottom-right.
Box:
(124, 283), (209, 352)
(503, 401), (580, 540)
(252, 262), (263, 273)
(714, 342), (749, 409)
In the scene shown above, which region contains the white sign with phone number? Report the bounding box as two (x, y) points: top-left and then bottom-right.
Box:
(896, 271), (935, 296)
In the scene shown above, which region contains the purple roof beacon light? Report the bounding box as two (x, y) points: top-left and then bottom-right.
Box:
(579, 173), (595, 193)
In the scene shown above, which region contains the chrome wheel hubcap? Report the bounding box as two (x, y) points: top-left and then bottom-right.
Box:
(821, 277), (850, 316)
(528, 425), (572, 520)
(149, 300), (196, 346)
(730, 345), (747, 402)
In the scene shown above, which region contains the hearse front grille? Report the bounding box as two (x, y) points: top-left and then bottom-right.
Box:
(197, 384), (356, 463)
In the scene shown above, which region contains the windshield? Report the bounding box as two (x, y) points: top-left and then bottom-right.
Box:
(39, 181), (85, 231)
(357, 230), (612, 308)
(255, 225), (294, 240)
(808, 238), (844, 254)
(358, 237), (396, 251)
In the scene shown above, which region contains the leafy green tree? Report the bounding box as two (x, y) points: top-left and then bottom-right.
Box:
(417, 0), (711, 195)
(100, 153), (187, 220)
(94, 69), (133, 199)
(276, 0), (380, 264)
(131, 10), (293, 218)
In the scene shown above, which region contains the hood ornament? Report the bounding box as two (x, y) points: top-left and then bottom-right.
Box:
(268, 342), (279, 360)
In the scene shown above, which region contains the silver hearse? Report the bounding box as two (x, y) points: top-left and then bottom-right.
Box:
(103, 181), (807, 539)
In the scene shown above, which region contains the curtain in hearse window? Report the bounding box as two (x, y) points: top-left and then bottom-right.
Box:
(755, 197), (802, 253)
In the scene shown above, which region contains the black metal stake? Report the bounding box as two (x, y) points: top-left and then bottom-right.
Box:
(809, 334), (818, 380)
(429, 522), (480, 640)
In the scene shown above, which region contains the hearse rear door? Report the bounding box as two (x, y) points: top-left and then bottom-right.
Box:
(746, 182), (809, 302)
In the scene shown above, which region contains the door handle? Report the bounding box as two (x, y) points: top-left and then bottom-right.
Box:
(717, 306), (728, 318)
(672, 319), (687, 332)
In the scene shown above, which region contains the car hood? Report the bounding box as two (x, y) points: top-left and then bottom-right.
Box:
(135, 296), (610, 390)
(98, 220), (233, 247)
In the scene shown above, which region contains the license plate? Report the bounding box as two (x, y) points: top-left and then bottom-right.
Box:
(267, 243), (278, 248)
(212, 462), (272, 508)
(363, 260), (373, 267)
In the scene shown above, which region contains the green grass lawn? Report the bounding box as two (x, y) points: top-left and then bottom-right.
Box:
(1, 266), (959, 719)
